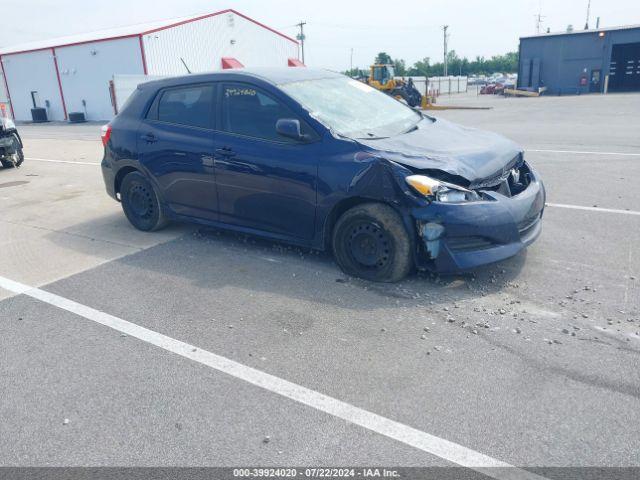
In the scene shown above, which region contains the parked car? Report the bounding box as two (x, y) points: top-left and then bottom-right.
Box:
(480, 83), (498, 95)
(493, 83), (506, 95)
(0, 117), (24, 168)
(101, 68), (545, 282)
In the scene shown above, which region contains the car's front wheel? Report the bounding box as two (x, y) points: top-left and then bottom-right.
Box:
(332, 203), (413, 282)
(120, 171), (167, 232)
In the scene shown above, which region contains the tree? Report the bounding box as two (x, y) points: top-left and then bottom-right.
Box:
(366, 51), (519, 78)
(408, 57), (432, 76)
(375, 52), (393, 65)
(394, 59), (407, 76)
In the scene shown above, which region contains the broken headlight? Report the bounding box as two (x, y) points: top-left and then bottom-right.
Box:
(405, 175), (480, 203)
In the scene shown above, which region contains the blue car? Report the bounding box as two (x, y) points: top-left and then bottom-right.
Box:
(101, 68), (545, 282)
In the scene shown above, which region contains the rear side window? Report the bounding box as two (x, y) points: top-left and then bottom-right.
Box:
(156, 85), (214, 129)
(221, 83), (313, 142)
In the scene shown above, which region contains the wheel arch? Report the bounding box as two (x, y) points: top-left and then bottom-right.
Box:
(114, 165), (141, 197)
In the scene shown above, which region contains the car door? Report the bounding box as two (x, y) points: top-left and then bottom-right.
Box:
(137, 83), (218, 221)
(213, 82), (320, 241)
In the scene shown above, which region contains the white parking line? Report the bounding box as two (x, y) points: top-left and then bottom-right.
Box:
(527, 149), (640, 157)
(25, 157), (100, 166)
(547, 203), (640, 216)
(0, 274), (546, 480)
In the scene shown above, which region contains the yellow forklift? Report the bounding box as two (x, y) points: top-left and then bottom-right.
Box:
(366, 64), (425, 108)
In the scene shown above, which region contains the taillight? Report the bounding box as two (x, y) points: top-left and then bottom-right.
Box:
(101, 123), (112, 147)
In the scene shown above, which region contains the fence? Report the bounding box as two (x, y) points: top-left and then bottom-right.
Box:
(427, 76), (468, 95)
(394, 76), (468, 97)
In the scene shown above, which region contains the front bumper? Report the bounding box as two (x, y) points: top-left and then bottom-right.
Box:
(411, 166), (546, 274)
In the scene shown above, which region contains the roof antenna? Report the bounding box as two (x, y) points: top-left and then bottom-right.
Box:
(180, 57), (192, 74)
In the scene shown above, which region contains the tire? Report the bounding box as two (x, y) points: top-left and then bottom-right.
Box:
(332, 203), (413, 282)
(0, 134), (24, 168)
(120, 171), (168, 232)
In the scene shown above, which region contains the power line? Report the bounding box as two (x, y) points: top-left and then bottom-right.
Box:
(313, 21), (441, 30)
(279, 22), (441, 31)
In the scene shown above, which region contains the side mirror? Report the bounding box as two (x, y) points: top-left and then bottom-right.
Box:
(276, 118), (306, 141)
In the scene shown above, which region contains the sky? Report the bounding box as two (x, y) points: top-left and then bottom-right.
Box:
(1, 0), (639, 70)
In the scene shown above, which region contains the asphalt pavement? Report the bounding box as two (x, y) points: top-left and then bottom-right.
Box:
(1, 91), (638, 477)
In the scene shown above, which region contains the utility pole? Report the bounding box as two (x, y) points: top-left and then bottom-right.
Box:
(584, 0), (591, 30)
(535, 0), (546, 34)
(296, 21), (307, 64)
(535, 13), (546, 34)
(443, 25), (449, 77)
(350, 48), (353, 73)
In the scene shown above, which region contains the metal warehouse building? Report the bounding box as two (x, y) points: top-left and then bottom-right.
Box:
(518, 24), (640, 95)
(0, 9), (299, 122)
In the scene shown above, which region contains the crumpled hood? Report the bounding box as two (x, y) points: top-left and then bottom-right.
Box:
(356, 117), (523, 186)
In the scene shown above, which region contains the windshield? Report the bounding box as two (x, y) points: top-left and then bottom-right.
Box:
(280, 76), (422, 139)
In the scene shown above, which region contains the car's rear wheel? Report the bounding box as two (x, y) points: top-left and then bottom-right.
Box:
(332, 203), (413, 282)
(0, 134), (24, 168)
(120, 171), (167, 231)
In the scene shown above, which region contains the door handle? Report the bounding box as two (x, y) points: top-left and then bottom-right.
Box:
(201, 155), (214, 167)
(214, 147), (236, 158)
(141, 132), (156, 143)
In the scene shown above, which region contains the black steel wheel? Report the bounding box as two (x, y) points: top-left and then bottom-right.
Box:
(332, 203), (413, 282)
(120, 171), (167, 232)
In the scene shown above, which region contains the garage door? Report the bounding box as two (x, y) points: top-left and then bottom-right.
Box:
(609, 42), (640, 92)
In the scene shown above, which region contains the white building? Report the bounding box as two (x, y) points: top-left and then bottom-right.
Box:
(0, 9), (299, 122)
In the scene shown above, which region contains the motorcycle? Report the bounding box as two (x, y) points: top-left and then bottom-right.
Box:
(0, 117), (24, 168)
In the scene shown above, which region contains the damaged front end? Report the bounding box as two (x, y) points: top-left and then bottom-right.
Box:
(354, 117), (546, 273)
(405, 158), (545, 274)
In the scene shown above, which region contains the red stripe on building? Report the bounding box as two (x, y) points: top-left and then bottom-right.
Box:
(0, 10), (297, 58)
(1, 34), (141, 57)
(138, 35), (148, 74)
(51, 48), (68, 120)
(0, 55), (15, 119)
(141, 9), (298, 44)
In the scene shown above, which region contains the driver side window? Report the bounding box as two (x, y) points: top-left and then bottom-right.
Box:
(221, 83), (314, 142)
